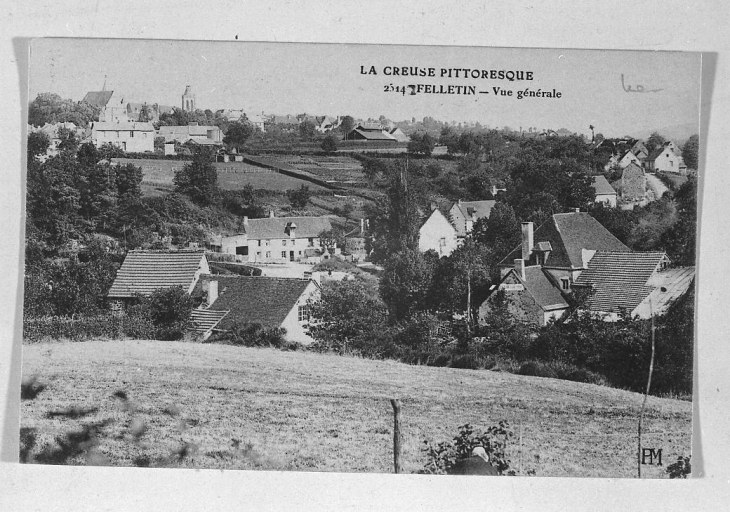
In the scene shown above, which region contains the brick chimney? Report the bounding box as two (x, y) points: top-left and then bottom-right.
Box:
(521, 222), (534, 261)
(514, 259), (526, 280)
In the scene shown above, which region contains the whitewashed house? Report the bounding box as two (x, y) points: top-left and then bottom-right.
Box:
(418, 208), (458, 257)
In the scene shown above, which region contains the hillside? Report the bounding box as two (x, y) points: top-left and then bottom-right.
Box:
(20, 340), (691, 477)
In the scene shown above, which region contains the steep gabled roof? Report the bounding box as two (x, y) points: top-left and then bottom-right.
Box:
(502, 266), (568, 311)
(573, 251), (667, 314)
(245, 216), (332, 240)
(107, 250), (207, 298)
(450, 200), (496, 237)
(499, 212), (629, 269)
(453, 200), (496, 220)
(196, 275), (314, 330)
(592, 175), (616, 196)
(82, 91), (115, 108)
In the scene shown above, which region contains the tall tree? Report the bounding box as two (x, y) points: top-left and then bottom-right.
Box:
(173, 157), (218, 205)
(339, 115), (355, 134)
(223, 120), (255, 150)
(682, 134), (699, 170)
(380, 249), (436, 320)
(646, 132), (667, 154)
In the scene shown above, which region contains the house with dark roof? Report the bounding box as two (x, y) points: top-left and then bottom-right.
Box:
(591, 175), (617, 207)
(209, 213), (333, 264)
(82, 90), (128, 122)
(572, 251), (694, 321)
(189, 275), (320, 343)
(418, 208), (458, 257)
(498, 212), (630, 285)
(343, 124), (397, 142)
(448, 199), (496, 238)
(478, 260), (569, 327)
(107, 250), (210, 308)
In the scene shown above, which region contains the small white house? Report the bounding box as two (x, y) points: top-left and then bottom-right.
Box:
(648, 144), (683, 173)
(418, 208), (458, 257)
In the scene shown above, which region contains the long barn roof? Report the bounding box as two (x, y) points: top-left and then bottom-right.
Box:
(107, 250), (207, 298)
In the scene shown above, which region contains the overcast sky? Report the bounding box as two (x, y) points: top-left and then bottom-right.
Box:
(29, 39), (701, 138)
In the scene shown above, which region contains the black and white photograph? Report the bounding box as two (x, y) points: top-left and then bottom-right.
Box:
(18, 38), (700, 480)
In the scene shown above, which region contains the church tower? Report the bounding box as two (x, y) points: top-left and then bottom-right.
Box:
(182, 85), (196, 112)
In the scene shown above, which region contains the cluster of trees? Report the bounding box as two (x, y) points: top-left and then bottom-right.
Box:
(308, 130), (695, 395)
(24, 134), (268, 324)
(28, 93), (100, 128)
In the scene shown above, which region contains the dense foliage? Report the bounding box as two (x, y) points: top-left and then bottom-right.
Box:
(420, 422), (516, 475)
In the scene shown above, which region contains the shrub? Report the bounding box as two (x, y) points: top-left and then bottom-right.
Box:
(143, 287), (194, 341)
(420, 422), (515, 475)
(666, 455), (691, 478)
(517, 360), (558, 379)
(215, 321), (290, 349)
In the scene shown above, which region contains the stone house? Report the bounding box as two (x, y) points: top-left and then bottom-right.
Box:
(618, 162), (646, 202)
(478, 260), (569, 327)
(208, 213), (333, 264)
(90, 120), (155, 152)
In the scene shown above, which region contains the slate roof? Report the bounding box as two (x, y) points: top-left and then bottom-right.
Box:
(592, 175), (616, 196)
(573, 251), (667, 314)
(107, 250), (207, 298)
(505, 266), (568, 311)
(451, 200), (496, 236)
(245, 216), (332, 240)
(195, 275), (314, 330)
(499, 212), (629, 269)
(347, 128), (397, 141)
(82, 91), (114, 108)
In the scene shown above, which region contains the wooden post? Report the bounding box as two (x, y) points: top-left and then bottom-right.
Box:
(390, 399), (403, 474)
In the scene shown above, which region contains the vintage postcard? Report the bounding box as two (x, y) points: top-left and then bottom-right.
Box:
(20, 39), (699, 479)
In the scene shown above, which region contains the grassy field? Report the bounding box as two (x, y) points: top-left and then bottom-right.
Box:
(20, 340), (691, 477)
(113, 158), (328, 193)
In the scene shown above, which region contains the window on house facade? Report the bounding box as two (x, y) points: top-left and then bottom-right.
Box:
(298, 305), (310, 322)
(308, 237), (314, 246)
(266, 251), (271, 258)
(130, 131), (134, 137)
(257, 240), (261, 246)
(281, 251), (286, 258)
(282, 240), (287, 246)
(561, 278), (570, 290)
(439, 237), (446, 247)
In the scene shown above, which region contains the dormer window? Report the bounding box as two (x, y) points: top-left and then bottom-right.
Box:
(561, 278), (570, 290)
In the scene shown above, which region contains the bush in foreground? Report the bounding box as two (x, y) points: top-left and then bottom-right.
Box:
(420, 422), (516, 475)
